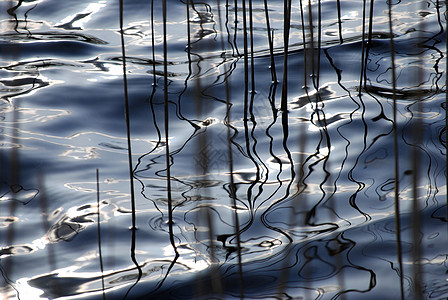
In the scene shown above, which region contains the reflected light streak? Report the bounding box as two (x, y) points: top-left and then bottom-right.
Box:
(162, 245), (209, 273)
(55, 1), (107, 30)
(15, 278), (47, 300)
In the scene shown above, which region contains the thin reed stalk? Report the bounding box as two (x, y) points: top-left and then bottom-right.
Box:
(315, 0), (322, 89)
(119, 0), (136, 232)
(388, 2), (405, 299)
(218, 0), (244, 296)
(150, 0), (157, 85)
(446, 0), (448, 237)
(362, 0), (375, 91)
(359, 0), (367, 95)
(306, 0), (316, 92)
(300, 0), (308, 90)
(281, 0), (292, 112)
(337, 0), (343, 43)
(411, 2), (426, 298)
(162, 0), (177, 255)
(263, 0), (277, 83)
(96, 169), (106, 300)
(445, 0), (448, 237)
(119, 0), (142, 296)
(226, 85), (244, 299)
(248, 0), (255, 93)
(242, 0), (249, 98)
(233, 0), (240, 56)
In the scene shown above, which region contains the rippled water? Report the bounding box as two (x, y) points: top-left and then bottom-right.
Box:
(0, 0), (447, 299)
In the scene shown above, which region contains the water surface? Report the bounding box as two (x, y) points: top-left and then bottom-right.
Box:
(0, 0), (447, 299)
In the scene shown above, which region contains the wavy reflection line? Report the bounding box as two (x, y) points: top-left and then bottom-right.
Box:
(344, 91), (370, 223)
(223, 0), (237, 57)
(256, 83), (284, 211)
(119, 0), (142, 298)
(306, 8), (346, 286)
(277, 73), (309, 298)
(164, 0), (180, 295)
(249, 95), (269, 208)
(22, 2), (37, 38)
(307, 0), (338, 234)
(191, 3), (222, 296)
(6, 0), (24, 33)
(322, 47), (363, 225)
(219, 2), (244, 297)
(313, 76), (349, 300)
(301, 92), (339, 235)
(332, 232), (377, 299)
(240, 0), (258, 225)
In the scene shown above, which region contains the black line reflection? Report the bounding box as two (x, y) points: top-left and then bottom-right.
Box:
(359, 0), (368, 95)
(96, 169), (106, 300)
(263, 0), (277, 83)
(162, 0), (179, 282)
(388, 1), (405, 298)
(119, 0), (142, 297)
(411, 1), (426, 297)
(218, 0), (244, 297)
(9, 1), (440, 299)
(445, 0), (448, 246)
(336, 0), (343, 44)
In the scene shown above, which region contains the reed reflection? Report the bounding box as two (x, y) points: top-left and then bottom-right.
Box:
(132, 0), (446, 298)
(1, 0), (446, 299)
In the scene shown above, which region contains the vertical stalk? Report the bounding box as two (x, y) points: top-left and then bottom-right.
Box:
(151, 0), (157, 85)
(96, 169), (106, 300)
(359, 0), (367, 95)
(445, 0), (448, 241)
(263, 0), (277, 83)
(388, 1), (405, 299)
(300, 0), (308, 91)
(307, 0), (316, 92)
(248, 0), (255, 93)
(119, 0), (142, 296)
(281, 0), (292, 112)
(218, 1), (244, 297)
(337, 0), (343, 43)
(411, 1), (425, 298)
(162, 0), (177, 254)
(316, 0), (322, 89)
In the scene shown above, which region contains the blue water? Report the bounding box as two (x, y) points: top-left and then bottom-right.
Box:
(0, 0), (447, 299)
